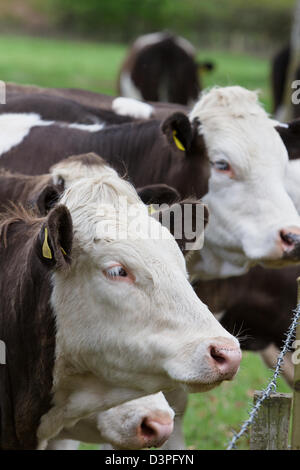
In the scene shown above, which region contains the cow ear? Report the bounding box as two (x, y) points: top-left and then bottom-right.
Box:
(152, 200), (209, 255)
(161, 112), (193, 153)
(35, 184), (61, 216)
(137, 184), (180, 205)
(36, 204), (73, 269)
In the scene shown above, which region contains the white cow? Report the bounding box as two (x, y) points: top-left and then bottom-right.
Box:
(36, 164), (241, 448)
(186, 86), (300, 280)
(47, 392), (174, 450)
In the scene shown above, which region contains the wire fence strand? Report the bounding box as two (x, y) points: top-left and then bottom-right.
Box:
(227, 303), (300, 450)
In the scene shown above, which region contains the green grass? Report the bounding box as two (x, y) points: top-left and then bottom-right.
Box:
(184, 352), (290, 450)
(197, 49), (271, 111)
(0, 34), (282, 450)
(0, 34), (272, 112)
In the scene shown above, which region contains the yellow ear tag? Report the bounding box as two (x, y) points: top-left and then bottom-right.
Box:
(148, 205), (156, 215)
(172, 130), (186, 151)
(61, 246), (67, 256)
(42, 227), (53, 259)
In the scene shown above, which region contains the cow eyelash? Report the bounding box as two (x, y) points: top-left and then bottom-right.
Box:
(210, 160), (231, 172)
(103, 264), (134, 283)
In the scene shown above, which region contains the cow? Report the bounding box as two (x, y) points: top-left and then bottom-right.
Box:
(117, 32), (214, 105)
(0, 160), (241, 450)
(3, 93), (134, 126)
(271, 44), (300, 119)
(158, 123), (300, 450)
(0, 153), (181, 216)
(6, 82), (189, 120)
(1, 86), (300, 281)
(47, 392), (174, 450)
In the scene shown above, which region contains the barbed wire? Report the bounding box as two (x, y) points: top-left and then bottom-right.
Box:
(227, 302), (300, 450)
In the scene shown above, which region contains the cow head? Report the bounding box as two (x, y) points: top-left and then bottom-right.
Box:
(187, 86), (300, 279)
(57, 392), (175, 449)
(49, 169), (240, 396)
(51, 153), (182, 207)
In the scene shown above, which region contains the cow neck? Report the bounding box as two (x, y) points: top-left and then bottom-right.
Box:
(0, 217), (55, 449)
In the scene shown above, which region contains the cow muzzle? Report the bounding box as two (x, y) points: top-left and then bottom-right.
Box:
(207, 338), (242, 381)
(170, 337), (242, 393)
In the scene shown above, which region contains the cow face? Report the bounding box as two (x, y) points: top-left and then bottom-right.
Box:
(188, 86), (300, 278)
(50, 173), (240, 396)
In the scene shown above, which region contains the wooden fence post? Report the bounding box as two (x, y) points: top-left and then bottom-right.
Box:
(291, 277), (300, 450)
(250, 391), (292, 450)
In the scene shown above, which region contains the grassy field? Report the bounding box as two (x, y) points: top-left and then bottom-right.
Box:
(0, 34), (288, 450)
(0, 34), (272, 111)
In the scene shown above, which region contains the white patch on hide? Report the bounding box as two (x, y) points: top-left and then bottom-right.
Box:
(112, 97), (153, 119)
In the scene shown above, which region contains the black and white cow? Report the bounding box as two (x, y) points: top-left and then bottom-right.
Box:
(118, 32), (214, 105)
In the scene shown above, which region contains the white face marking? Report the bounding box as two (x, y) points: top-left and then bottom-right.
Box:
(188, 86), (300, 278)
(51, 173), (239, 397)
(119, 72), (144, 101)
(112, 97), (153, 119)
(0, 113), (53, 156)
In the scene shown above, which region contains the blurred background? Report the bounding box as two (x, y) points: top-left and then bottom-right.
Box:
(0, 0), (297, 111)
(0, 0), (296, 450)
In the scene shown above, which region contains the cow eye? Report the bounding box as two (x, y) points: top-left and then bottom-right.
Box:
(104, 264), (134, 283)
(211, 160), (231, 172)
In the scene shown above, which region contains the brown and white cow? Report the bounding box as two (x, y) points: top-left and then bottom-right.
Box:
(117, 32), (214, 105)
(3, 93), (134, 126)
(0, 160), (240, 450)
(0, 153), (181, 215)
(6, 82), (188, 120)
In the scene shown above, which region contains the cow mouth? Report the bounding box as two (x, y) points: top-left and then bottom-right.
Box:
(261, 250), (300, 267)
(178, 380), (223, 393)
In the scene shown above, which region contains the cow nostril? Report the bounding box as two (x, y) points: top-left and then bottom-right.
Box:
(208, 340), (242, 380)
(210, 346), (227, 365)
(280, 230), (295, 247)
(140, 418), (156, 439)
